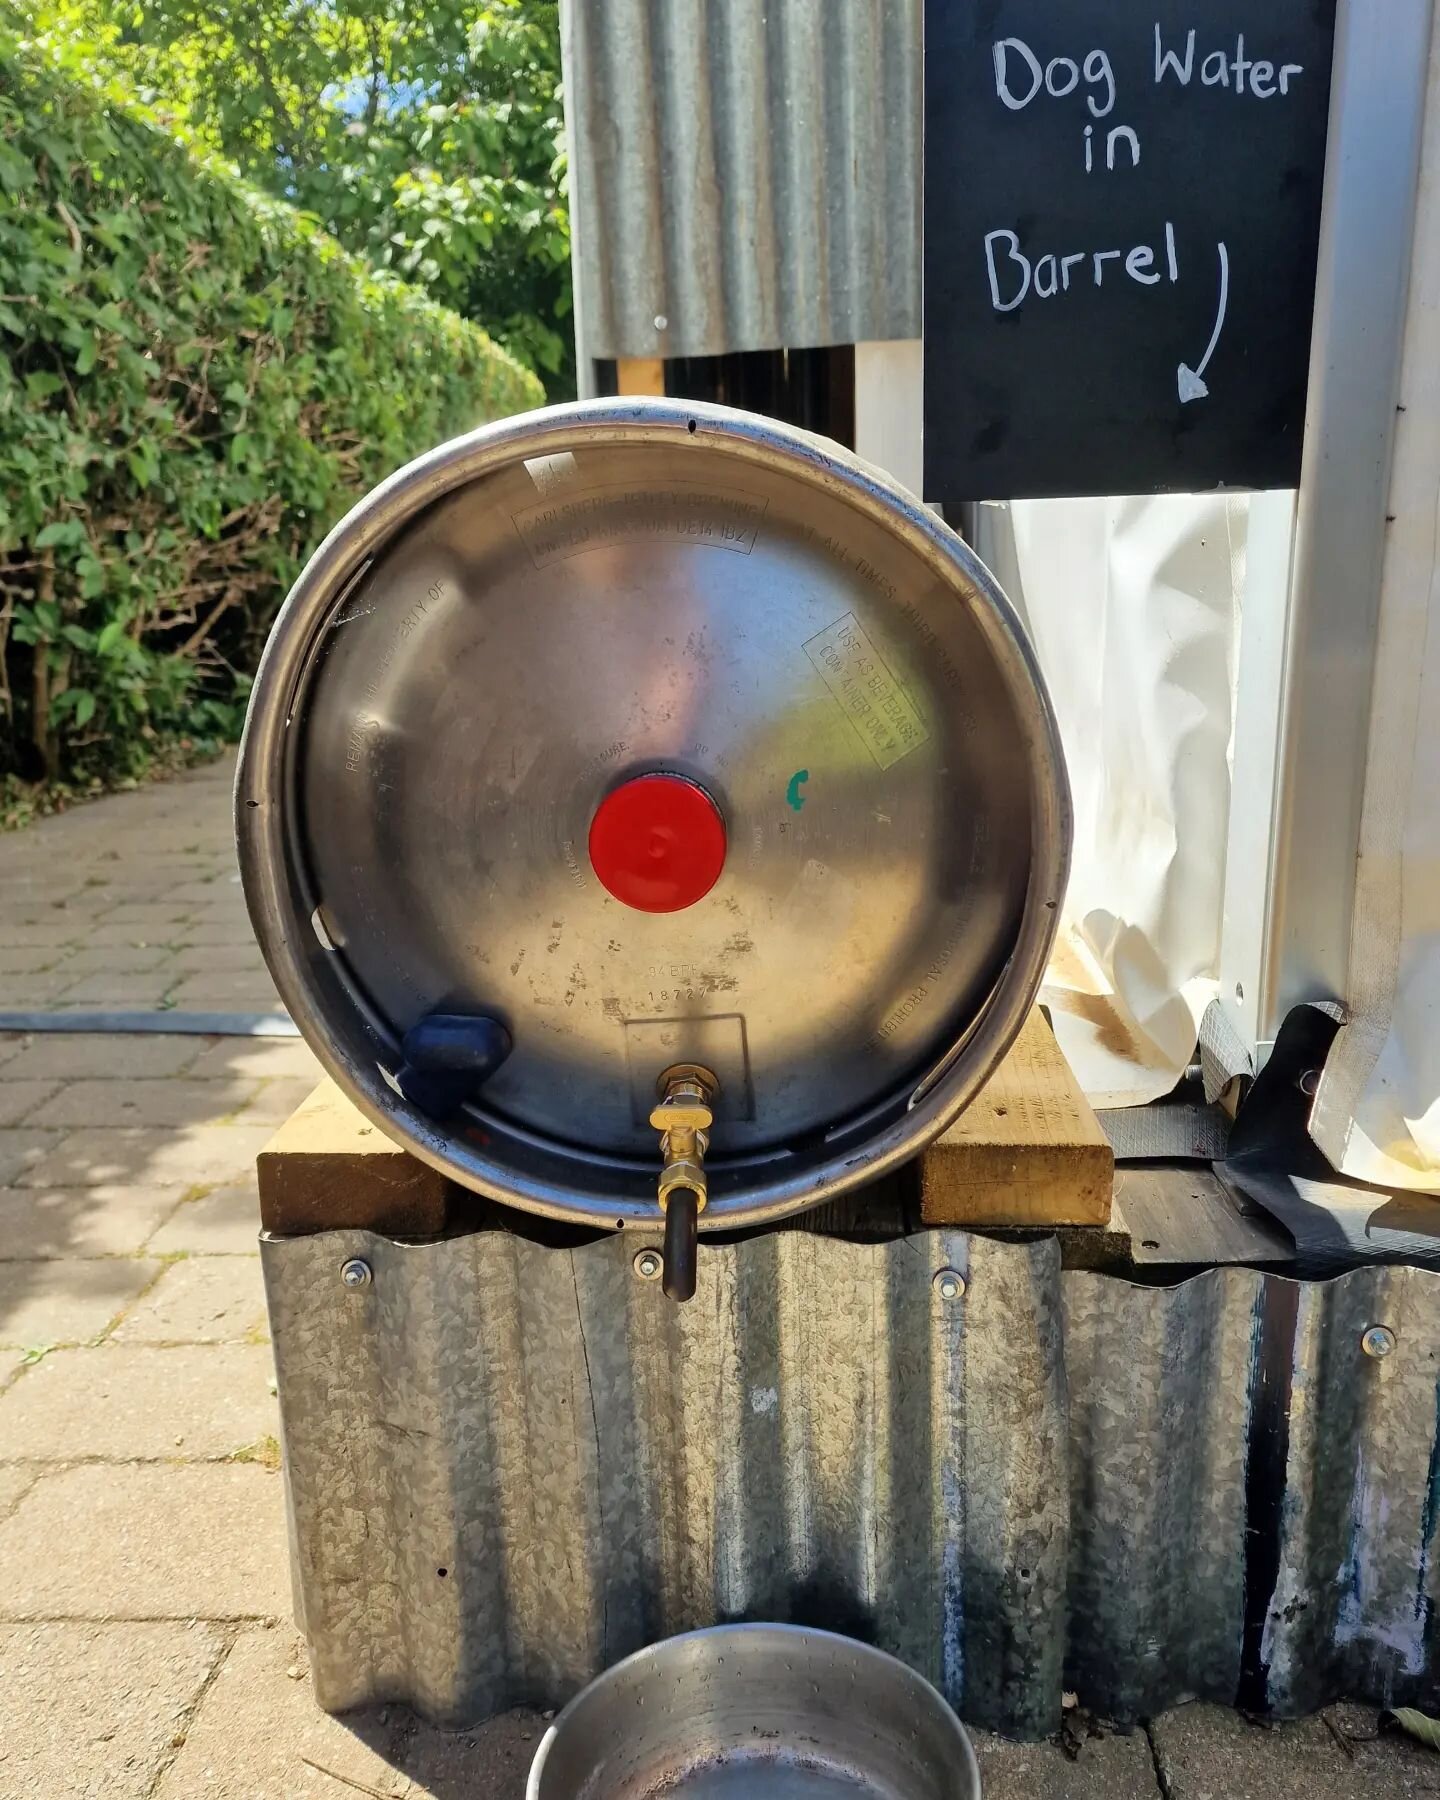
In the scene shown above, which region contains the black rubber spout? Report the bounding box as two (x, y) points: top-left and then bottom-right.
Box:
(395, 1012), (512, 1120)
(662, 1188), (699, 1302)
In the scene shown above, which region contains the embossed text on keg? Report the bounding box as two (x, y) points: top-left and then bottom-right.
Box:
(512, 484), (769, 567)
(803, 614), (930, 770)
(865, 916), (970, 1051)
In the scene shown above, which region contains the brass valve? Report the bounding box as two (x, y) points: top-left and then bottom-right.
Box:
(649, 1064), (717, 1302)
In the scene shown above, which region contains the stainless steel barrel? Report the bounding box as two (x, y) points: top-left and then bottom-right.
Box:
(237, 399), (1069, 1259)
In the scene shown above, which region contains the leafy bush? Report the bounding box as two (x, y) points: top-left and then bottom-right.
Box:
(35, 0), (572, 392)
(0, 27), (542, 788)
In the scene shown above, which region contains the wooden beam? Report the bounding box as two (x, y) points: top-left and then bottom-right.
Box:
(257, 1081), (450, 1237)
(260, 1008), (1114, 1239)
(918, 1010), (1114, 1227)
(615, 356), (666, 397)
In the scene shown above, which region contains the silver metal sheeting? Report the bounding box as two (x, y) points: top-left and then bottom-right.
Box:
(261, 1229), (1440, 1736)
(564, 0), (921, 359)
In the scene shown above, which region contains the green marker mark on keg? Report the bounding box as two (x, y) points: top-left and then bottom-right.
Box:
(786, 769), (809, 812)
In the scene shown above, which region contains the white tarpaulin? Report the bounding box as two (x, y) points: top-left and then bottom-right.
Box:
(975, 494), (1246, 1109)
(1311, 22), (1440, 1193)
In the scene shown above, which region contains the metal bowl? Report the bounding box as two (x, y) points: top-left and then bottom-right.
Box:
(525, 1624), (981, 1798)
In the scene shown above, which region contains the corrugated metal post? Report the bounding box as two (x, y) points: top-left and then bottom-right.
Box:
(1216, 0), (1435, 1062)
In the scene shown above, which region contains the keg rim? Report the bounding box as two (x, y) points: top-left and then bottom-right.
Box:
(236, 397), (1071, 1229)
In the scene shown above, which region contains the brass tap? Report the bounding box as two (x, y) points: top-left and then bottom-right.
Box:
(649, 1064), (718, 1302)
(649, 1064), (716, 1210)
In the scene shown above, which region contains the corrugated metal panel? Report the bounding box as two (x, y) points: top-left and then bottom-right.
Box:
(262, 1229), (1440, 1737)
(563, 0), (921, 360)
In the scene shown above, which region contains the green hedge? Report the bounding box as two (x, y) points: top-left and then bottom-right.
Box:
(0, 29), (542, 789)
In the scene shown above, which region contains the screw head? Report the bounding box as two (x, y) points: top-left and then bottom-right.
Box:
(1298, 1067), (1321, 1098)
(340, 1257), (373, 1290)
(933, 1267), (966, 1301)
(633, 1248), (663, 1282)
(653, 312), (668, 332)
(1362, 1324), (1397, 1359)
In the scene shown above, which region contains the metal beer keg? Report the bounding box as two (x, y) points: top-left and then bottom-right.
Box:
(237, 399), (1070, 1296)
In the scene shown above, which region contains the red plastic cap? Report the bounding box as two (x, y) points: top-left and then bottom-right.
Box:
(588, 774), (727, 913)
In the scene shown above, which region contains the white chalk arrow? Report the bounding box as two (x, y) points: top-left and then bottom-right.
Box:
(1177, 240), (1229, 403)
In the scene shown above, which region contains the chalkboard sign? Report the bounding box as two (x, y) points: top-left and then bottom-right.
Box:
(923, 1), (1338, 500)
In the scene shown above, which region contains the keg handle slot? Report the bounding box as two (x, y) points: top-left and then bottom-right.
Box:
(649, 1064), (717, 1302)
(395, 1012), (512, 1120)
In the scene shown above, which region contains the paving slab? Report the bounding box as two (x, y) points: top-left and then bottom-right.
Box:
(2, 900), (83, 927)
(0, 1257), (162, 1348)
(154, 1627), (407, 1799)
(236, 1077), (326, 1126)
(0, 1462), (288, 1617)
(0, 945), (66, 974)
(97, 904), (195, 931)
(187, 1038), (321, 1082)
(1151, 1701), (1440, 1799)
(0, 1620), (224, 1800)
(30, 1078), (260, 1130)
(16, 1122), (273, 1189)
(395, 1708), (546, 1798)
(54, 945), (175, 976)
(3, 971), (85, 1006)
(0, 1184), (186, 1258)
(0, 1081), (60, 1127)
(55, 974), (178, 1008)
(111, 1256), (268, 1344)
(80, 921), (187, 948)
(181, 885), (254, 911)
(174, 918), (269, 948)
(971, 1726), (1159, 1797)
(164, 876), (229, 900)
(166, 977), (282, 1011)
(31, 897), (116, 927)
(0, 1035), (207, 1081)
(171, 942), (279, 973)
(0, 1466), (37, 1513)
(0, 1128), (62, 1185)
(0, 1343), (278, 1460)
(5, 922), (88, 949)
(146, 1183), (261, 1255)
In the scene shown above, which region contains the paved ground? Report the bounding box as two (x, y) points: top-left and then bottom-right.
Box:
(2, 753), (278, 1017)
(2, 756), (1439, 1796)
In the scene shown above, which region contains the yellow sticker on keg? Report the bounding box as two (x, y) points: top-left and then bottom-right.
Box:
(803, 613), (930, 770)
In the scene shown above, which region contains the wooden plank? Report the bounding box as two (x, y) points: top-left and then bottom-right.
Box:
(264, 1012), (1112, 1239)
(257, 1079), (451, 1237)
(1054, 1199), (1134, 1271)
(918, 1009), (1113, 1227)
(615, 356), (666, 397)
(1117, 1167), (1294, 1266)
